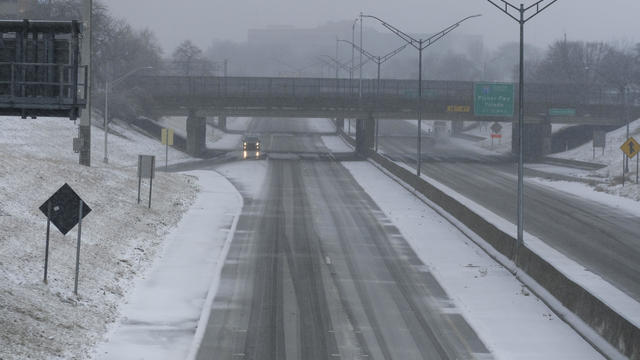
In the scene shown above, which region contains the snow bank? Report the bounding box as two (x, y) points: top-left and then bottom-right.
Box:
(225, 117), (253, 132)
(206, 127), (242, 150)
(306, 118), (335, 133)
(0, 116), (197, 360)
(321, 135), (353, 153)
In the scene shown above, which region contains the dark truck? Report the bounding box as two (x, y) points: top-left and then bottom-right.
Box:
(242, 135), (261, 159)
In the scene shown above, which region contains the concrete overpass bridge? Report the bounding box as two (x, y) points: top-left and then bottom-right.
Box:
(132, 75), (640, 157)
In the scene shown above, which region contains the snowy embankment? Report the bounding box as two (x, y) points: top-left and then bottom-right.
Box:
(0, 117), (198, 359)
(463, 121), (513, 153)
(549, 118), (640, 200)
(321, 135), (353, 153)
(157, 116), (243, 150)
(343, 161), (603, 359)
(93, 170), (243, 360)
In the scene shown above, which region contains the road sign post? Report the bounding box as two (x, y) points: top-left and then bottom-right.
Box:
(74, 200), (83, 295)
(593, 130), (606, 159)
(490, 122), (503, 149)
(161, 128), (174, 170)
(44, 201), (52, 283)
(39, 184), (91, 294)
(620, 137), (639, 186)
(137, 155), (156, 208)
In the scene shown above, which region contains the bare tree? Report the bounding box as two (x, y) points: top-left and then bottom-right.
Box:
(597, 46), (636, 92)
(172, 40), (207, 75)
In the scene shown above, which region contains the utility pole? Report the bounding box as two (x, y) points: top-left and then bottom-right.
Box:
(79, 0), (92, 166)
(485, 0), (558, 263)
(361, 14), (481, 176)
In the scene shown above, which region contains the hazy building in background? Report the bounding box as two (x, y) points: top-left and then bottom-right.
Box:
(0, 0), (41, 18)
(211, 20), (484, 79)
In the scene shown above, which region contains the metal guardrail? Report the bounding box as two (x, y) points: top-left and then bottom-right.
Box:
(131, 75), (639, 124)
(135, 75), (638, 107)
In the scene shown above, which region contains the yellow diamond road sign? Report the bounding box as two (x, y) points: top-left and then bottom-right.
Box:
(620, 137), (640, 159)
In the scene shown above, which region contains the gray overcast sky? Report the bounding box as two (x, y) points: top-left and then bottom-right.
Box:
(106, 0), (640, 53)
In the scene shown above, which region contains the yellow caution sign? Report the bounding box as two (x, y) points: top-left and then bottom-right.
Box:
(161, 128), (174, 146)
(620, 137), (639, 159)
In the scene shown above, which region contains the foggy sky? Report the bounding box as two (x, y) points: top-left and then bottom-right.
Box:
(106, 0), (640, 53)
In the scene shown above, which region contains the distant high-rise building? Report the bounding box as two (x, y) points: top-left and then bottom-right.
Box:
(0, 0), (19, 18)
(0, 0), (43, 19)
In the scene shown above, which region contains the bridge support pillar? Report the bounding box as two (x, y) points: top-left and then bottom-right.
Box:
(451, 120), (464, 135)
(218, 116), (227, 131)
(355, 117), (375, 155)
(335, 118), (344, 133)
(187, 110), (206, 157)
(512, 120), (552, 161)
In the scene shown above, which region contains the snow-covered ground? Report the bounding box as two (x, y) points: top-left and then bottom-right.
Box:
(0, 116), (198, 359)
(305, 118), (335, 133)
(156, 116), (187, 137)
(93, 170), (243, 360)
(461, 118), (640, 200)
(225, 117), (253, 132)
(528, 178), (640, 217)
(157, 116), (243, 151)
(549, 118), (640, 200)
(321, 135), (353, 153)
(343, 161), (604, 359)
(463, 121), (512, 153)
(206, 129), (242, 150)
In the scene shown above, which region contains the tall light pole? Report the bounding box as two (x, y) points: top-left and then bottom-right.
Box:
(485, 0), (558, 263)
(338, 39), (408, 151)
(103, 66), (153, 163)
(351, 18), (358, 92)
(361, 14), (481, 176)
(359, 12), (363, 99)
(79, 0), (92, 166)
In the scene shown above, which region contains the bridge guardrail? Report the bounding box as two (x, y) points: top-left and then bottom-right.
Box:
(133, 75), (639, 123)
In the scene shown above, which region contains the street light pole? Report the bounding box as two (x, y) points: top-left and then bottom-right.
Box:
(338, 39), (408, 152)
(418, 39), (423, 169)
(625, 86), (630, 172)
(359, 12), (363, 99)
(485, 0), (558, 263)
(361, 14), (481, 176)
(103, 66), (153, 163)
(351, 18), (358, 89)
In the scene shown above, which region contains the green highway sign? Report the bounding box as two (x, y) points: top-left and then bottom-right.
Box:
(549, 108), (576, 117)
(474, 83), (514, 117)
